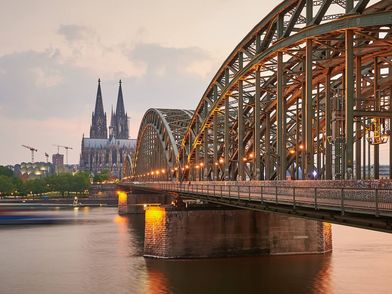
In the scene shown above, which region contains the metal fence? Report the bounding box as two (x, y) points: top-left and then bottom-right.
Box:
(134, 182), (392, 217)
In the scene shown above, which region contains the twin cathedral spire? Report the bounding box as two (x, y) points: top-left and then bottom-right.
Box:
(90, 79), (129, 140)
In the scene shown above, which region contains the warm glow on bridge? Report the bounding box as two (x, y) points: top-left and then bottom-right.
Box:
(117, 191), (127, 207)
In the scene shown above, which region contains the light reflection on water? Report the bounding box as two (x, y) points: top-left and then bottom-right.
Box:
(0, 207), (392, 294)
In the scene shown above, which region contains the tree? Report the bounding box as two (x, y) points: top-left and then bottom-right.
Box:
(0, 175), (16, 195)
(71, 172), (90, 193)
(24, 178), (47, 195)
(93, 170), (110, 183)
(0, 166), (13, 177)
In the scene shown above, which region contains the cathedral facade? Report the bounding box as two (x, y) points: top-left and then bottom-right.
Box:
(79, 79), (135, 178)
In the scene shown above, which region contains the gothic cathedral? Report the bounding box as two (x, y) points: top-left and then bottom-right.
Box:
(79, 79), (135, 178)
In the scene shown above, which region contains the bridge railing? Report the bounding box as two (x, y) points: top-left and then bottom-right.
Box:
(134, 181), (392, 217)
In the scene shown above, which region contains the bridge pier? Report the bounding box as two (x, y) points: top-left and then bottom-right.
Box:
(144, 205), (332, 259)
(118, 190), (173, 215)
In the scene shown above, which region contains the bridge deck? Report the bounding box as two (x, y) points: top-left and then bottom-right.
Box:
(128, 181), (392, 233)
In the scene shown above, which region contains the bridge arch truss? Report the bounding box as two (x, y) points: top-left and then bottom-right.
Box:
(134, 0), (392, 182)
(133, 108), (193, 180)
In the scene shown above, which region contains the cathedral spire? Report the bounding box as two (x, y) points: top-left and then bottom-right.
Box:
(112, 79), (129, 139)
(115, 80), (126, 116)
(90, 78), (107, 139)
(94, 78), (104, 116)
(110, 105), (115, 127)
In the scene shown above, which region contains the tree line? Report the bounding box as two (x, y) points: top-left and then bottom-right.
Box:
(0, 166), (92, 196)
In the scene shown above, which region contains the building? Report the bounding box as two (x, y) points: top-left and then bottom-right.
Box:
(13, 162), (54, 180)
(79, 79), (135, 178)
(52, 153), (64, 174)
(52, 153), (64, 167)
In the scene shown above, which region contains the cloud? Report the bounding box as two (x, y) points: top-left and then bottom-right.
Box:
(58, 24), (93, 42)
(0, 49), (94, 120)
(128, 43), (214, 78)
(0, 115), (89, 165)
(117, 43), (218, 138)
(57, 24), (146, 79)
(0, 41), (218, 164)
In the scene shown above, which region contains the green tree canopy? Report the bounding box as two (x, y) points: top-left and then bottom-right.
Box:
(0, 175), (16, 195)
(0, 171), (91, 196)
(0, 166), (13, 177)
(93, 170), (110, 183)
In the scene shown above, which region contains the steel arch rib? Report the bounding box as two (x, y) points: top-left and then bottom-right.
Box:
(133, 108), (193, 176)
(177, 0), (392, 180)
(132, 0), (392, 181)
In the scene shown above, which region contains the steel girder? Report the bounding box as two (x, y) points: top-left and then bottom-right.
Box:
(133, 108), (193, 180)
(123, 154), (133, 178)
(132, 0), (392, 182)
(176, 0), (392, 181)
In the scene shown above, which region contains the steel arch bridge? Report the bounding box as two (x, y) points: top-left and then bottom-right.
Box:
(132, 0), (392, 182)
(133, 108), (193, 180)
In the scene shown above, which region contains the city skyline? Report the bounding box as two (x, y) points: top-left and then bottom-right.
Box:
(0, 0), (277, 165)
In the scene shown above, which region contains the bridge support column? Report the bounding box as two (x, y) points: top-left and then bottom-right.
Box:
(277, 12), (286, 180)
(345, 29), (354, 179)
(265, 113), (271, 180)
(213, 111), (218, 180)
(305, 38), (314, 179)
(204, 129), (209, 180)
(224, 69), (230, 180)
(325, 71), (332, 179)
(238, 52), (245, 180)
(277, 50), (286, 180)
(254, 67), (261, 180)
(144, 206), (332, 258)
(355, 55), (362, 180)
(374, 57), (380, 179)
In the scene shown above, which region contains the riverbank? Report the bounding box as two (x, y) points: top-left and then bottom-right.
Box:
(0, 197), (118, 207)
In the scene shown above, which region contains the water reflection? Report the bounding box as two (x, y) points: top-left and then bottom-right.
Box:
(1, 207), (392, 294)
(145, 254), (332, 294)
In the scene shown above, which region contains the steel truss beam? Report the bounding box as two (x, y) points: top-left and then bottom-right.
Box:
(132, 0), (392, 182)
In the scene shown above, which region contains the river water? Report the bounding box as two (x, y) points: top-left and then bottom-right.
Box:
(1, 207), (392, 294)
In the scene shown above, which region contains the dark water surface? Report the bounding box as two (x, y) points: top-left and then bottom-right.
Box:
(1, 207), (392, 294)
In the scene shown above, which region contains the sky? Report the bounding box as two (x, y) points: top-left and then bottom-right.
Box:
(2, 0), (388, 166)
(0, 0), (279, 165)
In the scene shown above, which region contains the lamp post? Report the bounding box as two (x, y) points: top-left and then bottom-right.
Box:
(199, 162), (204, 181)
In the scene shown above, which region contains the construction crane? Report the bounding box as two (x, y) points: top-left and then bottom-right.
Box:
(53, 144), (61, 154)
(22, 145), (38, 163)
(53, 144), (73, 165)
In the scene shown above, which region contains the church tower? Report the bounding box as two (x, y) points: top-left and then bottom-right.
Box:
(90, 79), (108, 139)
(111, 80), (129, 139)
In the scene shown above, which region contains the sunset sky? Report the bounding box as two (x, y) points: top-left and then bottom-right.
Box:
(1, 0), (389, 165)
(0, 0), (279, 164)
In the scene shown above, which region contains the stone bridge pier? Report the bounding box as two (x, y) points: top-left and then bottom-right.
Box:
(118, 188), (332, 258)
(143, 204), (331, 259)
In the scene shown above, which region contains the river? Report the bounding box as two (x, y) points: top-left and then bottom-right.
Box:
(0, 207), (391, 294)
